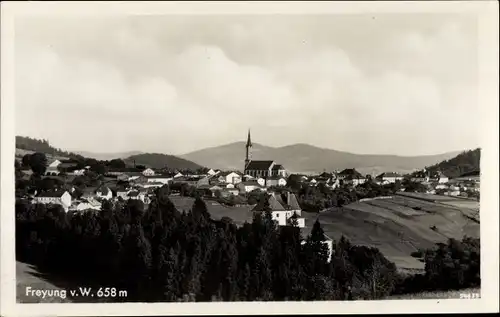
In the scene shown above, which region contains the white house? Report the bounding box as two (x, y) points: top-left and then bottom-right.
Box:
(71, 169), (86, 176)
(146, 176), (173, 184)
(73, 197), (102, 211)
(252, 193), (305, 228)
(142, 168), (155, 176)
(174, 172), (184, 178)
(376, 172), (404, 184)
(207, 169), (217, 176)
(138, 182), (164, 189)
(117, 189), (131, 200)
(128, 190), (147, 202)
(265, 177), (287, 187)
(218, 171), (242, 184)
(33, 190), (72, 212)
(48, 159), (62, 168)
(437, 173), (449, 184)
(237, 181), (266, 193)
(256, 178), (266, 187)
(96, 186), (113, 200)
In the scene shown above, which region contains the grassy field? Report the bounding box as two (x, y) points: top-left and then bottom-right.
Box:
(170, 193), (479, 272)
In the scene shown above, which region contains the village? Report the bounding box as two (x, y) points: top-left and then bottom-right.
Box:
(17, 131), (480, 234)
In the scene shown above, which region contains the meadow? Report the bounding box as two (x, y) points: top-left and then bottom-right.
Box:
(170, 193), (480, 272)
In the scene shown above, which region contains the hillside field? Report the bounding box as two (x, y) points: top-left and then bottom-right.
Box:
(170, 193), (480, 272)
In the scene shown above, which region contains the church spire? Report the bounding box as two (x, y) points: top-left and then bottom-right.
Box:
(246, 129), (252, 148)
(244, 129), (252, 172)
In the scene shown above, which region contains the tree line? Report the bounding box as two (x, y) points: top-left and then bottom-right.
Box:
(16, 186), (480, 302)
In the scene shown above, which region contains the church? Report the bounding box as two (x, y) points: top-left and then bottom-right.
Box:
(243, 130), (287, 178)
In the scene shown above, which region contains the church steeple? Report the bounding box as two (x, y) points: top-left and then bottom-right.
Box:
(246, 129), (252, 148)
(244, 129), (252, 172)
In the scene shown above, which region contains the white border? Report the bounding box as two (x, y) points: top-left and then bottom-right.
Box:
(1, 1), (498, 316)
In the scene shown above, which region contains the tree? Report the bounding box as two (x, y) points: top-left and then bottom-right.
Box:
(29, 152), (47, 175)
(108, 159), (126, 169)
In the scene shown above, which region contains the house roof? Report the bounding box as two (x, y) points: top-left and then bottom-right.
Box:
(377, 172), (402, 179)
(338, 168), (363, 177)
(240, 180), (262, 186)
(272, 164), (285, 170)
(96, 186), (110, 195)
(252, 194), (286, 212)
(266, 176), (285, 181)
(37, 190), (67, 198)
(128, 191), (139, 197)
(245, 160), (275, 171)
(275, 192), (302, 211)
(219, 171), (243, 177)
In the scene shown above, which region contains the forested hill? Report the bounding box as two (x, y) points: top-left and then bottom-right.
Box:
(124, 153), (203, 171)
(426, 148), (480, 178)
(16, 136), (80, 158)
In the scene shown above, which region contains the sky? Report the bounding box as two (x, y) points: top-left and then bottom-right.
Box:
(14, 14), (480, 156)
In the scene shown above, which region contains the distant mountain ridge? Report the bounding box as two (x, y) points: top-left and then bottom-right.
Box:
(124, 153), (203, 171)
(425, 148), (480, 178)
(180, 141), (464, 175)
(15, 135), (202, 171)
(74, 151), (144, 161)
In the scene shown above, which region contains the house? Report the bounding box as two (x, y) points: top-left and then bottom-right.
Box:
(196, 176), (211, 187)
(72, 197), (102, 211)
(33, 190), (72, 212)
(217, 171), (243, 184)
(48, 159), (62, 169)
(222, 188), (240, 196)
(242, 130), (287, 178)
(128, 190), (146, 202)
(137, 182), (164, 189)
(71, 169), (86, 176)
(207, 169), (218, 176)
(96, 186), (113, 200)
(142, 168), (155, 176)
(237, 180), (266, 193)
(376, 172), (403, 184)
(410, 170), (429, 182)
(146, 175), (173, 185)
(174, 172), (184, 178)
(265, 176), (287, 187)
(337, 169), (366, 185)
(252, 193), (305, 228)
(436, 172), (449, 184)
(45, 159), (61, 176)
(117, 189), (131, 200)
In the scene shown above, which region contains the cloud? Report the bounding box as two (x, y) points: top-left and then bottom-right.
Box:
(14, 16), (479, 155)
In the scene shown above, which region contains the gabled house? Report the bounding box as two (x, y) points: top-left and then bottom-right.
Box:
(217, 171), (243, 184)
(142, 168), (155, 176)
(33, 190), (72, 212)
(237, 180), (266, 193)
(376, 172), (404, 184)
(265, 176), (287, 187)
(338, 168), (366, 185)
(252, 193), (305, 228)
(96, 186), (113, 200)
(45, 159), (62, 176)
(72, 197), (102, 211)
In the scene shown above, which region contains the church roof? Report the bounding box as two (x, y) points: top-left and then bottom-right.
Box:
(245, 160), (275, 170)
(272, 164), (285, 170)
